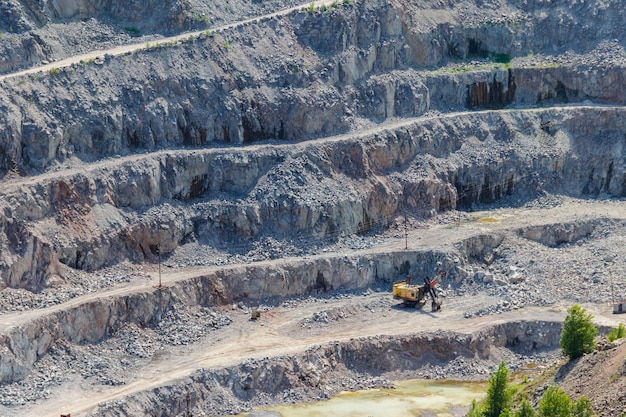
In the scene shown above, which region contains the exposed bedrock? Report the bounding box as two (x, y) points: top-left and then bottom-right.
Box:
(518, 219), (607, 248)
(3, 0), (626, 74)
(0, 246), (467, 384)
(1, 106), (625, 289)
(0, 0), (321, 74)
(89, 320), (563, 416)
(1, 0), (626, 174)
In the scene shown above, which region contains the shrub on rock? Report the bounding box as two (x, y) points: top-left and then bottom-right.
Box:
(560, 304), (597, 359)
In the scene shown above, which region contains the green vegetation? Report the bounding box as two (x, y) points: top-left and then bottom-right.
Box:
(307, 2), (316, 12)
(124, 26), (141, 36)
(493, 53), (512, 64)
(223, 40), (230, 49)
(467, 361), (515, 417)
(516, 399), (536, 417)
(538, 386), (572, 417)
(571, 397), (595, 417)
(537, 385), (595, 417)
(469, 362), (596, 417)
(560, 305), (597, 359)
(49, 67), (60, 76)
(450, 65), (474, 73)
(607, 323), (626, 342)
(484, 361), (514, 417)
(192, 11), (208, 24)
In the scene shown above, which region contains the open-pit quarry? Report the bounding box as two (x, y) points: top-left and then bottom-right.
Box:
(1, 0), (626, 416)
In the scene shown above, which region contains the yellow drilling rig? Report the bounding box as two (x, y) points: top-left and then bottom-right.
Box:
(392, 270), (446, 312)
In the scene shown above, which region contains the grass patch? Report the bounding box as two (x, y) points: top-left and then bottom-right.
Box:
(492, 52), (511, 64)
(608, 323), (626, 342)
(511, 360), (566, 405)
(124, 26), (141, 37)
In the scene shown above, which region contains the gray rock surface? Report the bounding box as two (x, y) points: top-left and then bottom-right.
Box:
(1, 0), (626, 416)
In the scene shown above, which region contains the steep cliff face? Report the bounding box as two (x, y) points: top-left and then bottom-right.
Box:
(1, 0), (626, 176)
(91, 320), (562, 416)
(0, 245), (463, 385)
(0, 0), (315, 74)
(1, 105), (625, 289)
(0, 0), (625, 290)
(1, 1), (626, 414)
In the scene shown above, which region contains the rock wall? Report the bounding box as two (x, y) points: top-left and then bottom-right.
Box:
(2, 0), (626, 175)
(518, 220), (605, 248)
(0, 245), (467, 385)
(1, 105), (625, 289)
(90, 320), (563, 416)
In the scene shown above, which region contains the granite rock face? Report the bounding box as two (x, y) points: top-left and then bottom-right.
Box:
(0, 0), (625, 305)
(1, 105), (625, 289)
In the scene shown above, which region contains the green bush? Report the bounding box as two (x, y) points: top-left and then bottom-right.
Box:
(483, 361), (514, 417)
(515, 399), (536, 417)
(560, 305), (597, 359)
(124, 26), (141, 36)
(538, 385), (571, 417)
(571, 397), (595, 417)
(467, 398), (483, 417)
(607, 323), (626, 342)
(492, 52), (512, 64)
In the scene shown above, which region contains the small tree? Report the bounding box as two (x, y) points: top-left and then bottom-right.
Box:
(560, 305), (597, 359)
(571, 396), (595, 417)
(483, 361), (514, 417)
(607, 322), (626, 342)
(515, 399), (537, 417)
(538, 385), (571, 417)
(467, 399), (483, 417)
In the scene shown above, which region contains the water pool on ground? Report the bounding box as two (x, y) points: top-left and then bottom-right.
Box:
(241, 379), (487, 417)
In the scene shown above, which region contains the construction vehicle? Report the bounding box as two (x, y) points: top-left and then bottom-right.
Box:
(250, 308), (261, 320)
(392, 270), (446, 311)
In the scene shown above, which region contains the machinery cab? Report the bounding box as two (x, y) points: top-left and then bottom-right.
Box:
(392, 270), (446, 311)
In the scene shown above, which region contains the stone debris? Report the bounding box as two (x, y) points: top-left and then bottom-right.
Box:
(0, 0), (625, 415)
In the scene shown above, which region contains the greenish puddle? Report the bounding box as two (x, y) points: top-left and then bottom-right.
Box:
(240, 379), (487, 417)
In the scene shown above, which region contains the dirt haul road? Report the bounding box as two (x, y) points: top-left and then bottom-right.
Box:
(20, 299), (571, 417)
(8, 197), (626, 417)
(0, 0), (339, 83)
